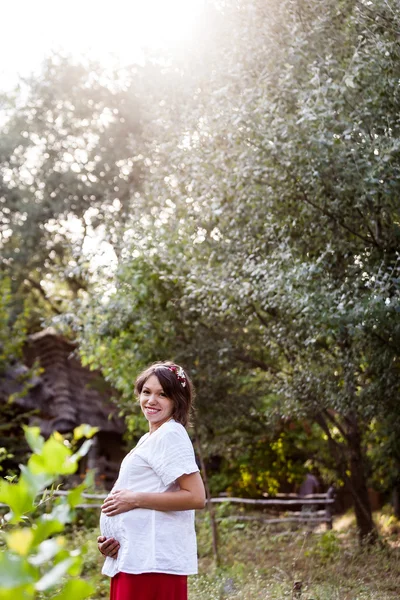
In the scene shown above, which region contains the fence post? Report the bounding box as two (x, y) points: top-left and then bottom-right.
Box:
(325, 486), (335, 530)
(193, 427), (220, 566)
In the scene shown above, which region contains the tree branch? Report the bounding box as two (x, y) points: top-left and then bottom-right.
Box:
(233, 351), (288, 378)
(23, 277), (62, 315)
(250, 302), (295, 366)
(299, 188), (380, 248)
(322, 409), (350, 443)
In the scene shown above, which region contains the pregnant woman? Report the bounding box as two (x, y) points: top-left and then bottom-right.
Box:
(98, 361), (206, 600)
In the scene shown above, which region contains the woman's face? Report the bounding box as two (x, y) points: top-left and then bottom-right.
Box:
(139, 374), (174, 433)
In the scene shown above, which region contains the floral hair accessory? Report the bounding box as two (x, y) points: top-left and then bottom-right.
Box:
(167, 365), (187, 388)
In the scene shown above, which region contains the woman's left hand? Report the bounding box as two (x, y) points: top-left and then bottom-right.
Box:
(101, 489), (137, 516)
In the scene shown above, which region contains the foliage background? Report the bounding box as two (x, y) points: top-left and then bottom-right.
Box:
(1, 0), (400, 546)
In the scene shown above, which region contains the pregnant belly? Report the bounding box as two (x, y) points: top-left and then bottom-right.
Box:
(99, 510), (124, 541)
(99, 508), (152, 543)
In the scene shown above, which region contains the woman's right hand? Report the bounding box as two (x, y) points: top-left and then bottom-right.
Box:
(97, 535), (120, 559)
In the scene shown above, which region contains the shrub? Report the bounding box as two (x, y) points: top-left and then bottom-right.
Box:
(0, 426), (97, 599)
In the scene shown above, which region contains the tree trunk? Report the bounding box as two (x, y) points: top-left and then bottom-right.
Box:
(315, 412), (377, 543)
(392, 473), (400, 520)
(346, 414), (377, 544)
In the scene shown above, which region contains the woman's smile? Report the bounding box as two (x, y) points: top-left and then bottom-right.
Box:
(145, 406), (161, 415)
(139, 374), (174, 432)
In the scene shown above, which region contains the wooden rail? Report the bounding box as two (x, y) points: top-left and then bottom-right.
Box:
(210, 496), (334, 506)
(209, 489), (336, 529)
(0, 488), (336, 528)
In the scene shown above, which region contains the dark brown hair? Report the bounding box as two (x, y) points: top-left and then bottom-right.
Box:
(134, 361), (194, 428)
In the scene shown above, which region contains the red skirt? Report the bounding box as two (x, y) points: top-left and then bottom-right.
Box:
(110, 572), (188, 600)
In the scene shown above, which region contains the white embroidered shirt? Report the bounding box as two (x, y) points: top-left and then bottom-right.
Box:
(100, 420), (200, 577)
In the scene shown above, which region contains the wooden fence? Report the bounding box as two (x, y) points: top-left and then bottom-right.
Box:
(0, 487), (335, 529)
(208, 488), (336, 529)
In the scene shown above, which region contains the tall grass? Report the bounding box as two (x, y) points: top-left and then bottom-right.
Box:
(71, 508), (400, 599)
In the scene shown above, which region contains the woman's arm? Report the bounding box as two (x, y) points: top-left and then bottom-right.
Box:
(101, 472), (206, 517)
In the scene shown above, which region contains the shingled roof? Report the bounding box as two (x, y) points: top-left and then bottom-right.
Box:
(9, 329), (126, 438)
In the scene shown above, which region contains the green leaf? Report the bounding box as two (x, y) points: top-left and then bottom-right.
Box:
(0, 478), (35, 523)
(5, 528), (34, 556)
(35, 557), (74, 591)
(0, 586), (35, 600)
(66, 485), (84, 509)
(30, 518), (65, 547)
(28, 538), (65, 567)
(23, 426), (44, 454)
(19, 465), (54, 496)
(49, 499), (73, 525)
(0, 552), (37, 588)
(27, 437), (76, 476)
(56, 579), (95, 600)
(73, 424), (99, 441)
(70, 439), (94, 464)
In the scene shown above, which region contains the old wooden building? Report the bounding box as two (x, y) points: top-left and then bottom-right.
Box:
(0, 328), (126, 489)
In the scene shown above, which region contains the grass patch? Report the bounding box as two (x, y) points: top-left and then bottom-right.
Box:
(66, 509), (400, 599)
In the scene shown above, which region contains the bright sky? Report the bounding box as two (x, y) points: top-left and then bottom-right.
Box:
(0, 0), (205, 89)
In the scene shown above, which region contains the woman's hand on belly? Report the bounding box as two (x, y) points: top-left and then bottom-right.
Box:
(101, 489), (136, 516)
(102, 473), (205, 516)
(97, 535), (120, 559)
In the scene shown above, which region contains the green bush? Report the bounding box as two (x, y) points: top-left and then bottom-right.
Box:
(304, 530), (341, 563)
(0, 426), (97, 599)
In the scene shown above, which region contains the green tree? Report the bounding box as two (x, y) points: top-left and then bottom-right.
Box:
(0, 276), (28, 372)
(0, 275), (33, 472)
(0, 56), (155, 326)
(3, 0), (396, 543)
(78, 0), (400, 541)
